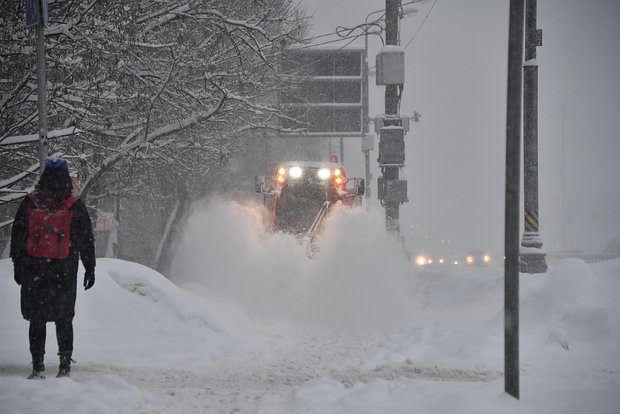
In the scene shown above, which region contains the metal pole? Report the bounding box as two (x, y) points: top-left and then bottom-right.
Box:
(363, 30), (371, 199)
(520, 0), (547, 273)
(561, 106), (567, 251)
(384, 0), (399, 116)
(383, 0), (401, 235)
(505, 0), (524, 400)
(35, 0), (48, 176)
(364, 150), (371, 199)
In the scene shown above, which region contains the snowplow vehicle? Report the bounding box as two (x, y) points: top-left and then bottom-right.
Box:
(255, 161), (364, 237)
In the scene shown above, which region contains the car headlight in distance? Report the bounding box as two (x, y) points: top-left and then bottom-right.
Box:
(415, 255), (427, 266)
(466, 255), (474, 264)
(317, 168), (331, 180)
(289, 166), (303, 178)
(483, 254), (491, 263)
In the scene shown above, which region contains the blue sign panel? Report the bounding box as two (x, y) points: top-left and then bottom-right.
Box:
(26, 0), (39, 27)
(25, 0), (48, 28)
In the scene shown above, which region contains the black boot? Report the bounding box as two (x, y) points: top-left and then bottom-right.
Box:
(27, 354), (45, 380)
(56, 353), (72, 378)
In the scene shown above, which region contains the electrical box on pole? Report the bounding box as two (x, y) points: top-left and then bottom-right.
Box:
(376, 45), (405, 85)
(377, 178), (408, 203)
(378, 126), (404, 165)
(361, 134), (375, 151)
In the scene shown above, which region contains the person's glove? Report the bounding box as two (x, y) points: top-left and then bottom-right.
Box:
(84, 269), (95, 290)
(12, 258), (25, 286)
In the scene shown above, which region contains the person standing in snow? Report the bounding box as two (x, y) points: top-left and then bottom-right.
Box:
(10, 157), (96, 379)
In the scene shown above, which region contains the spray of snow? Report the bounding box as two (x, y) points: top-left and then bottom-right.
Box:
(170, 197), (416, 331)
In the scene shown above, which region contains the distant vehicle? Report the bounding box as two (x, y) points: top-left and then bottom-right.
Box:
(464, 251), (492, 266)
(410, 253), (456, 266)
(255, 160), (364, 236)
(412, 253), (431, 266)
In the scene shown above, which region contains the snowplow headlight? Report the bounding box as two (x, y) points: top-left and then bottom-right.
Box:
(289, 166), (303, 178)
(276, 166), (286, 185)
(333, 168), (342, 177)
(317, 168), (331, 180)
(334, 176), (344, 186)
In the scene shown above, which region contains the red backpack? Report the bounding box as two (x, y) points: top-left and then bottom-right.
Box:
(26, 193), (78, 259)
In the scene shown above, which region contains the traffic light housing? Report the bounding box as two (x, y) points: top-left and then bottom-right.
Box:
(378, 126), (405, 166)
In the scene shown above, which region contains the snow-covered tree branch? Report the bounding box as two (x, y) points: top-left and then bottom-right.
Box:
(1, 0), (309, 266)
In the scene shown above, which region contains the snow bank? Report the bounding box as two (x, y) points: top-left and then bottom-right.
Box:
(0, 374), (166, 414)
(280, 258), (620, 414)
(0, 257), (256, 370)
(1, 202), (618, 414)
(521, 258), (620, 351)
(283, 372), (620, 414)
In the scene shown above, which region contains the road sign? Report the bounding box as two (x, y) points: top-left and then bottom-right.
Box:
(281, 46), (365, 136)
(26, 0), (48, 28)
(96, 212), (115, 231)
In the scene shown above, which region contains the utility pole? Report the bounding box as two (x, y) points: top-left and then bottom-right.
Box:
(26, 0), (49, 175)
(505, 0), (524, 400)
(362, 35), (372, 199)
(520, 0), (547, 273)
(377, 0), (408, 234)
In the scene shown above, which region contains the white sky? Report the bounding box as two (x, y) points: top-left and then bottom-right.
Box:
(299, 0), (620, 255)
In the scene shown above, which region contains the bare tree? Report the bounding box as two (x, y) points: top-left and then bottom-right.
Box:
(0, 0), (308, 265)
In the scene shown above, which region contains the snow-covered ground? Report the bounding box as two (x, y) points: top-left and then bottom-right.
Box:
(1, 200), (619, 413)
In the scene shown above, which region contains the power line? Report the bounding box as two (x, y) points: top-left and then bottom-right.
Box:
(403, 0), (438, 50)
(292, 32), (363, 51)
(300, 15), (384, 46)
(335, 21), (384, 42)
(277, 13), (392, 77)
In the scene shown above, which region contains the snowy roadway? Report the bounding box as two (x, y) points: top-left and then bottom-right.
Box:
(1, 200), (619, 413)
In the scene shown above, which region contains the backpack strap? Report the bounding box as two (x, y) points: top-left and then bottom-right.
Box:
(27, 192), (43, 210)
(58, 196), (78, 211)
(27, 192), (77, 211)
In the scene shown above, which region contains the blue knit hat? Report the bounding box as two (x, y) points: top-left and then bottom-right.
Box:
(44, 157), (69, 172)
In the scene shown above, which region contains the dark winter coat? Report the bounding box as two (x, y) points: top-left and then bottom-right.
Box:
(10, 168), (95, 322)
